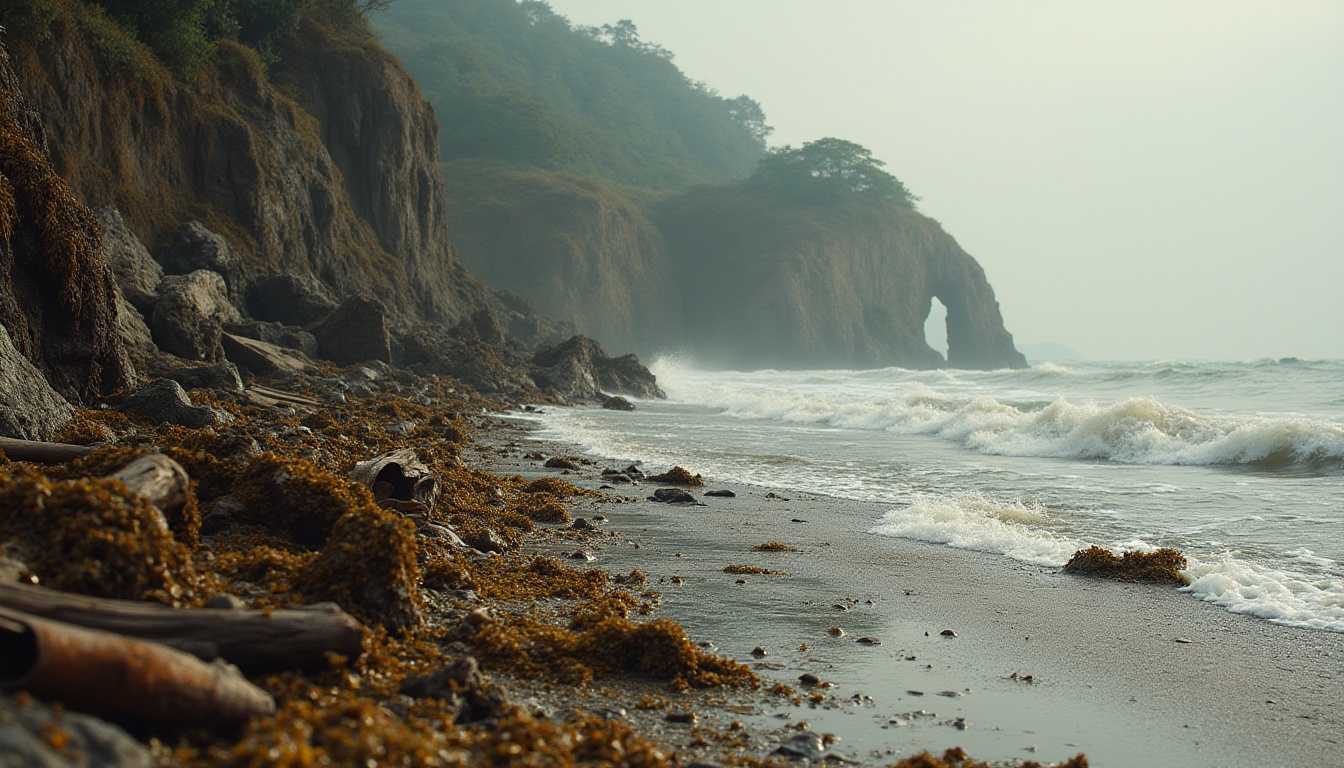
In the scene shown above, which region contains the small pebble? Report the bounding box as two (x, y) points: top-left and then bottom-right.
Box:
(856, 636), (881, 645)
(798, 673), (821, 686)
(751, 646), (768, 657)
(666, 711), (698, 724)
(940, 629), (958, 637)
(1175, 637), (1194, 644)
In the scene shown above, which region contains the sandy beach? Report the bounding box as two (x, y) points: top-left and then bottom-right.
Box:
(470, 409), (1344, 767)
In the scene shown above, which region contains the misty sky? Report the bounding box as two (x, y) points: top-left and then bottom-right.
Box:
(544, 0), (1344, 361)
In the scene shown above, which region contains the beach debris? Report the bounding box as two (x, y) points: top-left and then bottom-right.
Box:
(723, 564), (788, 576)
(735, 578), (746, 583)
(952, 717), (969, 730)
(612, 568), (647, 586)
(109, 452), (191, 521)
(350, 449), (440, 507)
(670, 575), (684, 584)
(665, 710), (698, 724)
(936, 691), (962, 698)
(790, 518), (808, 523)
(469, 527), (511, 554)
(907, 690), (925, 696)
(940, 629), (958, 637)
(1009, 672), (1037, 683)
(570, 517), (593, 530)
(605, 474), (635, 484)
(828, 626), (845, 637)
(765, 492), (790, 500)
(1061, 545), (1189, 585)
(0, 607), (274, 726)
(0, 583), (363, 673)
(646, 466), (704, 487)
(704, 489), (736, 497)
(798, 673), (822, 687)
(544, 456), (581, 470)
(1175, 636), (1194, 644)
(398, 656), (507, 723)
(0, 437), (94, 464)
(753, 541), (798, 552)
(832, 604), (849, 611)
(773, 731), (836, 761)
(567, 550), (596, 561)
(751, 646), (768, 656)
(856, 636), (881, 645)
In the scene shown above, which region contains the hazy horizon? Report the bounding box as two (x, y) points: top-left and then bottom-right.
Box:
(544, 0), (1344, 362)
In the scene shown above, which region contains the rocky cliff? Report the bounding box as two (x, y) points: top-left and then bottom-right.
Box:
(8, 12), (492, 327)
(442, 160), (679, 354)
(447, 167), (1025, 371)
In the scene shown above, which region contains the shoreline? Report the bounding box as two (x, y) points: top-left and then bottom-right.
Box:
(471, 408), (1344, 766)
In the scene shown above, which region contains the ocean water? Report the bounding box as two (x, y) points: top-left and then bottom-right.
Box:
(521, 357), (1344, 633)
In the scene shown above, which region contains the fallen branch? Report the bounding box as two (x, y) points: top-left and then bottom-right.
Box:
(0, 583), (364, 673)
(0, 607), (274, 726)
(109, 453), (190, 517)
(0, 436), (95, 464)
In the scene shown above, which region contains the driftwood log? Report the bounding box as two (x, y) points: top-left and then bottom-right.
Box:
(108, 453), (190, 517)
(0, 583), (364, 673)
(0, 436), (95, 463)
(0, 606), (275, 726)
(352, 448), (440, 507)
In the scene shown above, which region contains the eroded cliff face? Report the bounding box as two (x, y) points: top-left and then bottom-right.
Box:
(10, 16), (491, 327)
(0, 41), (135, 406)
(442, 161), (679, 354)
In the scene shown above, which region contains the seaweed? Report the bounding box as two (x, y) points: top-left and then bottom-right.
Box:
(751, 541), (798, 552)
(723, 564), (788, 576)
(1061, 546), (1188, 585)
(645, 466), (704, 487)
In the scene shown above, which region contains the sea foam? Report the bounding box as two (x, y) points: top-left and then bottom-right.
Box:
(869, 493), (1081, 566)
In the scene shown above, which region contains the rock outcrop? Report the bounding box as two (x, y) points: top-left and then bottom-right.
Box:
(9, 17), (493, 328)
(532, 336), (665, 401)
(0, 39), (136, 404)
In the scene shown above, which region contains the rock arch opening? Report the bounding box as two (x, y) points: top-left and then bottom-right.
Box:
(924, 296), (948, 362)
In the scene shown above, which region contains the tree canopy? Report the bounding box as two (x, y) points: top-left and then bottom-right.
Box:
(749, 138), (919, 208)
(373, 0), (771, 190)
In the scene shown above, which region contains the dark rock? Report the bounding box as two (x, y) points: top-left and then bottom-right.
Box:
(775, 731), (827, 760)
(602, 395), (635, 411)
(121, 379), (225, 429)
(648, 488), (697, 504)
(246, 272), (338, 326)
(310, 295), (391, 366)
(751, 646), (768, 656)
(396, 318), (529, 394)
(0, 692), (154, 768)
(149, 271), (241, 361)
(114, 293), (157, 363)
(95, 206), (163, 314)
(165, 362), (244, 392)
(798, 673), (821, 687)
(623, 464), (644, 479)
(544, 456), (581, 470)
(570, 517), (592, 530)
(704, 489), (736, 498)
(568, 550), (596, 561)
(220, 332), (315, 375)
(399, 656), (507, 723)
(224, 320), (320, 358)
(530, 335), (664, 401)
(158, 221), (248, 305)
(606, 474), (634, 485)
(0, 324), (76, 441)
(204, 594), (247, 610)
(856, 637), (882, 645)
(940, 629), (958, 638)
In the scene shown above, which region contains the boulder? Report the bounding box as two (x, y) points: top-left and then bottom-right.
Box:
(530, 335), (664, 401)
(114, 293), (158, 364)
(396, 315), (530, 394)
(95, 207), (163, 314)
(0, 324), (76, 441)
(220, 332), (314, 375)
(164, 361), (244, 392)
(246, 273), (338, 326)
(149, 271), (242, 361)
(158, 222), (248, 305)
(121, 379), (226, 429)
(309, 295), (391, 366)
(224, 320), (320, 359)
(0, 692), (154, 768)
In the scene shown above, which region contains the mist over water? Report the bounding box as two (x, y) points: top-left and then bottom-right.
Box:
(523, 358), (1344, 633)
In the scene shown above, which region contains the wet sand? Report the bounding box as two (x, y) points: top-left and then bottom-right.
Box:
(472, 411), (1344, 766)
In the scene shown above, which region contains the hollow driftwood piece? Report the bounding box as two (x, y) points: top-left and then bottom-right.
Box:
(352, 448), (440, 507)
(0, 437), (95, 463)
(0, 583), (364, 673)
(0, 607), (274, 726)
(108, 453), (191, 516)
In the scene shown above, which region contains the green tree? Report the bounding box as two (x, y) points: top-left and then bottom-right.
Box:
(750, 138), (918, 208)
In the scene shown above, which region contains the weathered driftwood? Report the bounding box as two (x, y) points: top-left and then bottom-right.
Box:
(0, 583), (364, 673)
(221, 331), (314, 375)
(0, 436), (95, 463)
(352, 448), (440, 507)
(245, 383), (323, 410)
(0, 606), (275, 726)
(108, 453), (190, 517)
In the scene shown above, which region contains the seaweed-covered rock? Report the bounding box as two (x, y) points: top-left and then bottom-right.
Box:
(397, 320), (529, 394)
(310, 295), (391, 366)
(0, 324), (75, 441)
(0, 48), (136, 403)
(164, 361), (244, 392)
(95, 206), (163, 314)
(298, 507), (422, 633)
(246, 272), (338, 326)
(149, 270), (241, 361)
(158, 221), (248, 305)
(121, 379), (225, 429)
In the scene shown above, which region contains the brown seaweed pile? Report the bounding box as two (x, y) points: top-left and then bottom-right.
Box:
(1061, 546), (1189, 585)
(645, 466), (704, 487)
